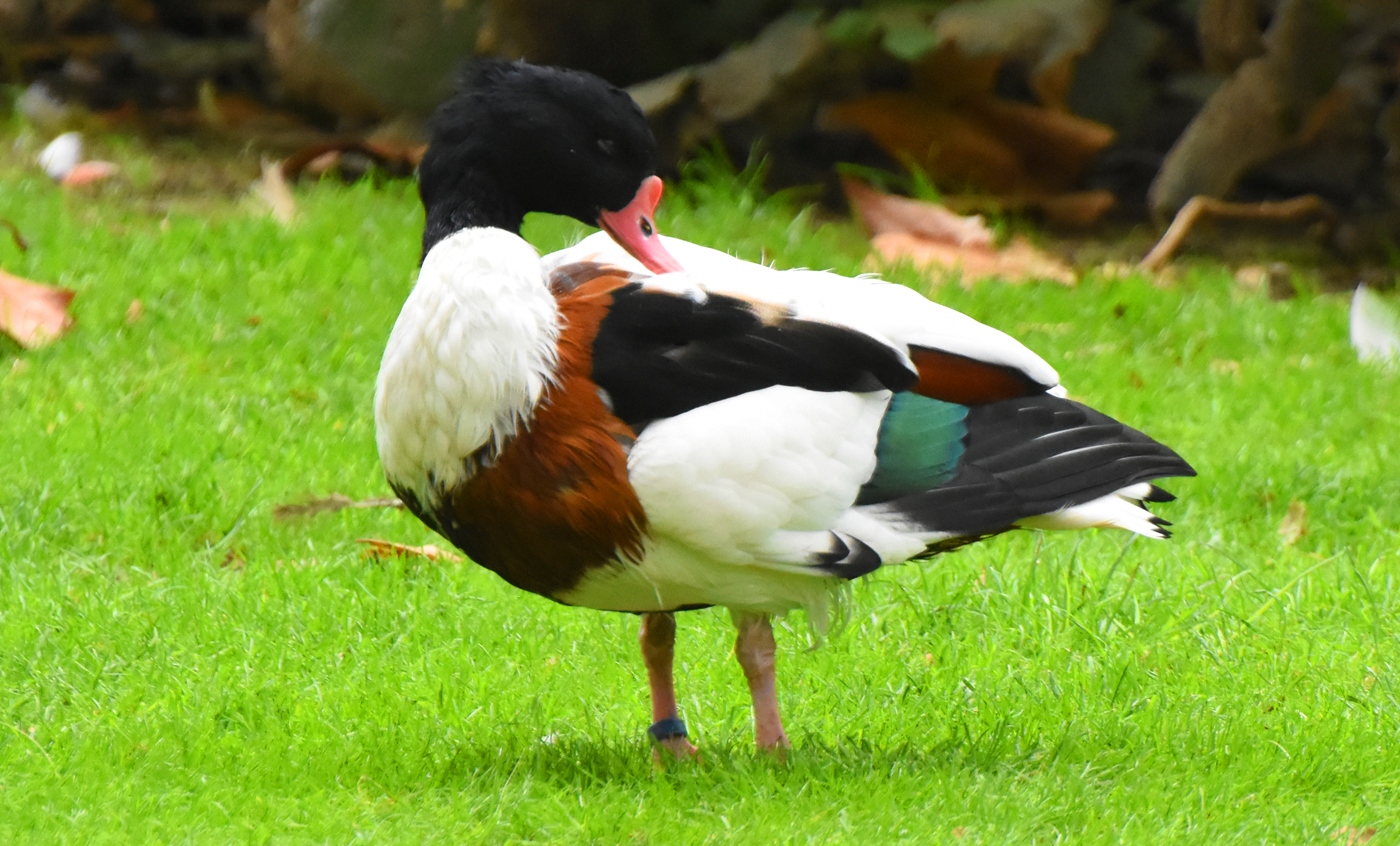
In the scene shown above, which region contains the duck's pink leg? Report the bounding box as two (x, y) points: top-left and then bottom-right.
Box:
(732, 612), (790, 752)
(639, 612), (697, 758)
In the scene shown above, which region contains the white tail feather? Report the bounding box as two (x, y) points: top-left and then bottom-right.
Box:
(1016, 485), (1168, 539)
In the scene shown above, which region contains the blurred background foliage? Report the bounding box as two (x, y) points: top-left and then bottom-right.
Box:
(2, 0), (1399, 263)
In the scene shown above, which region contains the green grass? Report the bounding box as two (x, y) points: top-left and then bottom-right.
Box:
(2, 141), (1399, 844)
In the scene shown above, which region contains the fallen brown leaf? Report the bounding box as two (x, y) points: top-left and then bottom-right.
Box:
(1279, 500), (1308, 546)
(942, 190), (1117, 228)
(273, 493), (404, 521)
(253, 158), (297, 224)
(1234, 265), (1269, 290)
(0, 268), (75, 348)
(822, 76), (1114, 195)
(824, 93), (1025, 193)
(842, 177), (993, 246)
(125, 299), (144, 325)
(1331, 827), (1376, 846)
(221, 547), (246, 570)
(356, 538), (462, 564)
(963, 98), (1115, 183)
(870, 232), (1076, 286)
(845, 178), (1076, 285)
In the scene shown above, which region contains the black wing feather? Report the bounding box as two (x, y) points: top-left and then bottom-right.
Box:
(592, 283), (916, 427)
(881, 393), (1195, 537)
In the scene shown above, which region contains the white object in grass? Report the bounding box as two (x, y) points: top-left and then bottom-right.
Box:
(1350, 285), (1400, 365)
(38, 132), (82, 181)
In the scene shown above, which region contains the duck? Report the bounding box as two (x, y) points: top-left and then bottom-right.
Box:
(374, 59), (1196, 757)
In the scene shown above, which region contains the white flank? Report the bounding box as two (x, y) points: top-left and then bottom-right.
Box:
(559, 386), (890, 624)
(546, 231), (1062, 389)
(375, 228), (560, 506)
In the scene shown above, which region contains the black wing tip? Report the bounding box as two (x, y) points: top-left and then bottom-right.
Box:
(1143, 485), (1177, 503)
(812, 534), (883, 580)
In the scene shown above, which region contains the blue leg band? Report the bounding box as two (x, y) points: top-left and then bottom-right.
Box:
(647, 717), (688, 743)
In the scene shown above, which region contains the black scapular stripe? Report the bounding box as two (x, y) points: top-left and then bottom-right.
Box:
(592, 284), (917, 427)
(881, 393), (1195, 539)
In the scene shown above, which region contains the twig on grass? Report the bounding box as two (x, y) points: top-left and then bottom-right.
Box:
(272, 493), (404, 521)
(356, 538), (462, 563)
(0, 219), (28, 253)
(1139, 194), (1336, 273)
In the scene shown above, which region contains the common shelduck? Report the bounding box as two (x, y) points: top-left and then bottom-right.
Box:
(375, 60), (1195, 756)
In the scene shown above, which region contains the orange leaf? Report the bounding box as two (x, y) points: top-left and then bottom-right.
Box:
(824, 92), (1025, 192)
(60, 160), (119, 187)
(0, 268), (75, 348)
(963, 99), (1114, 190)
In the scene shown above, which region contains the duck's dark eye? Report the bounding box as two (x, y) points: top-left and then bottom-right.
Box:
(596, 138), (617, 156)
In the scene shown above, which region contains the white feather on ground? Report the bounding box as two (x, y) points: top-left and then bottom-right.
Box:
(1351, 285), (1400, 365)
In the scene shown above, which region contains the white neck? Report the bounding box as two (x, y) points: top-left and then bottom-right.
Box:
(374, 228), (560, 505)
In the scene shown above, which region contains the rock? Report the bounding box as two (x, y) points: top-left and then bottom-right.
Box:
(1148, 0), (1345, 219)
(264, 0), (483, 122)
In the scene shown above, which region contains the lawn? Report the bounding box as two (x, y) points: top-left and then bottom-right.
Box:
(2, 137), (1399, 844)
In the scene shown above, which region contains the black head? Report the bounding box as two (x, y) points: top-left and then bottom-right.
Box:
(419, 60), (660, 256)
